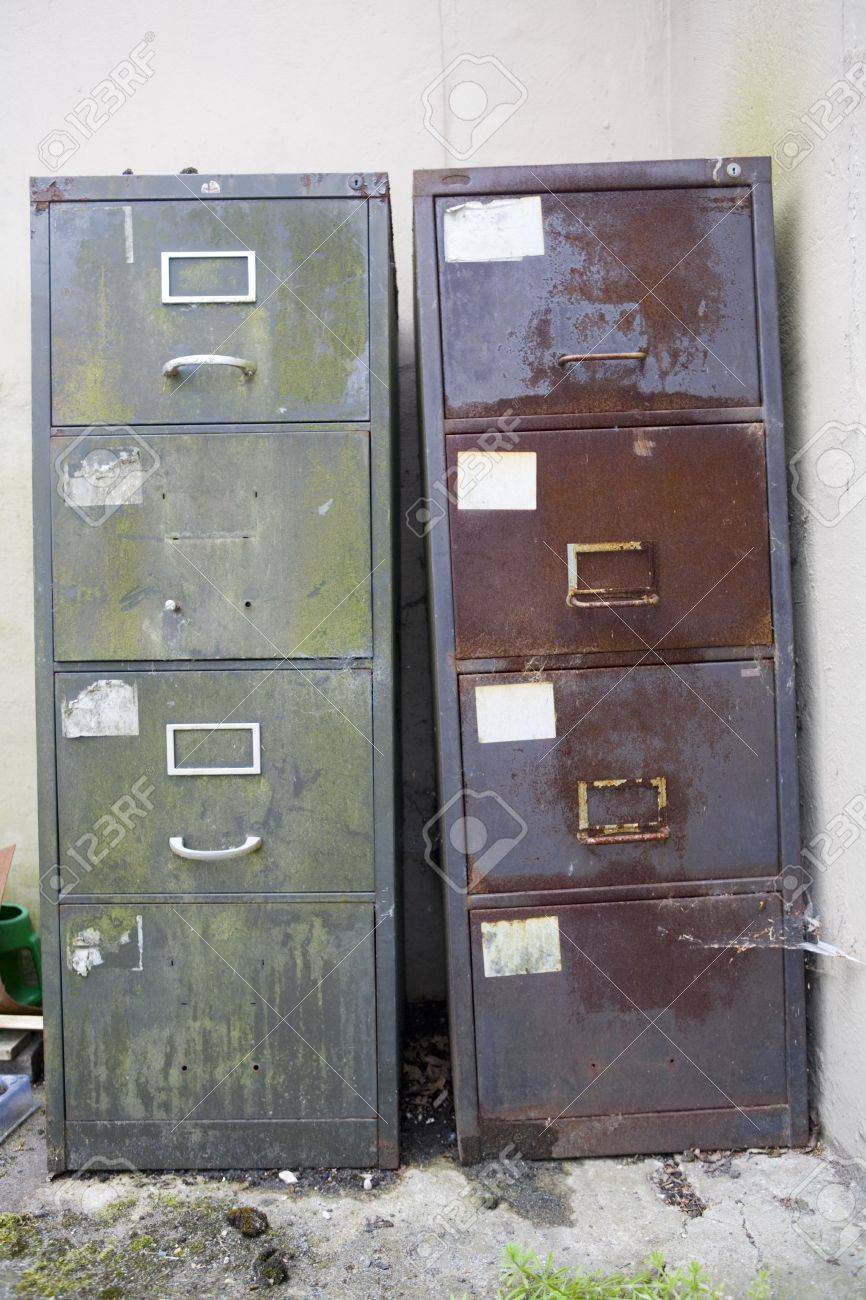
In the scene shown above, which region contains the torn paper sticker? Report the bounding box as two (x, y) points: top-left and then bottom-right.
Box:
(481, 916), (562, 977)
(475, 681), (556, 744)
(122, 205), (134, 264)
(67, 927), (104, 977)
(59, 446), (147, 509)
(61, 680), (139, 738)
(457, 451), (536, 510)
(66, 915), (144, 977)
(444, 196), (545, 263)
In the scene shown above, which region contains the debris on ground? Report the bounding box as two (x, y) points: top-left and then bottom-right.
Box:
(364, 1216), (394, 1232)
(401, 1001), (456, 1160)
(252, 1245), (292, 1286)
(226, 1205), (270, 1237)
(272, 1165), (397, 1198)
(654, 1157), (708, 1217)
(698, 1149), (742, 1180)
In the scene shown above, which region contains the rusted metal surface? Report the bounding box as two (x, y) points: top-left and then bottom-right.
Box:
(30, 178), (71, 212)
(413, 157), (770, 197)
(459, 661), (778, 893)
(448, 425), (772, 658)
(414, 159), (806, 1162)
(470, 894), (787, 1122)
(437, 188), (760, 418)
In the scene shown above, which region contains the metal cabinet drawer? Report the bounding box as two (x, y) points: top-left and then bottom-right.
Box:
(449, 424), (772, 658)
(437, 188), (760, 418)
(50, 199), (369, 425)
(60, 901), (376, 1130)
(457, 661), (778, 893)
(52, 430), (372, 661)
(54, 668), (373, 895)
(470, 894), (787, 1121)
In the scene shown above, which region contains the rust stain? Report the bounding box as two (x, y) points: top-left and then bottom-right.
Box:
(439, 186), (761, 418)
(31, 178), (70, 211)
(448, 425), (773, 659)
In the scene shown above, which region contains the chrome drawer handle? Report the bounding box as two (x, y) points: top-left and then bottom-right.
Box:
(557, 351), (646, 365)
(162, 354), (257, 379)
(168, 834), (262, 861)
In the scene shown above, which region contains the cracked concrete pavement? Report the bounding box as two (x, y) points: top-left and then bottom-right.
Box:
(1, 1090), (864, 1297)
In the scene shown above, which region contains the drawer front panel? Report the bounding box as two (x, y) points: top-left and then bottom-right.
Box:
(61, 902), (376, 1121)
(449, 425), (772, 658)
(471, 895), (787, 1120)
(52, 431), (372, 661)
(55, 669), (373, 894)
(458, 662), (778, 892)
(437, 188), (760, 418)
(50, 199), (369, 425)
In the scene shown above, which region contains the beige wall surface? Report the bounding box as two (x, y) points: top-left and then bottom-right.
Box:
(666, 0), (866, 1169)
(2, 0), (865, 1159)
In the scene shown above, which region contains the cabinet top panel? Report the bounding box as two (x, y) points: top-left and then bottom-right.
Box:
(413, 158), (769, 196)
(32, 174), (389, 204)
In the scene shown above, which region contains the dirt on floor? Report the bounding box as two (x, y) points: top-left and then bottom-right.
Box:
(0, 1009), (864, 1298)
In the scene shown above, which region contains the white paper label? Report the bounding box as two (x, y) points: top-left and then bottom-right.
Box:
(481, 916), (562, 977)
(457, 451), (536, 511)
(61, 680), (139, 738)
(444, 196), (545, 263)
(475, 681), (556, 744)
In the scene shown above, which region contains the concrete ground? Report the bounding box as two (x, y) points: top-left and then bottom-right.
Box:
(0, 1085), (865, 1298)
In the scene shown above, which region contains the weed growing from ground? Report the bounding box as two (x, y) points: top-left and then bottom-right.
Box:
(493, 1245), (772, 1299)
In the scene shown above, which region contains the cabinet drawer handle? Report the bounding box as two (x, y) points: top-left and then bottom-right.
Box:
(577, 777), (669, 845)
(566, 541), (658, 608)
(168, 834), (262, 861)
(162, 354), (257, 379)
(557, 351), (646, 365)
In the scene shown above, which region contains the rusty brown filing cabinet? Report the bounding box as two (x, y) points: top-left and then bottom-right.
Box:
(32, 174), (398, 1172)
(415, 160), (807, 1162)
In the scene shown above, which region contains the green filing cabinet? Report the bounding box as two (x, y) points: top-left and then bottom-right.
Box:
(31, 173), (398, 1170)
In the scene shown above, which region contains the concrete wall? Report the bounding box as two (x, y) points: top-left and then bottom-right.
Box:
(2, 0), (864, 1157)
